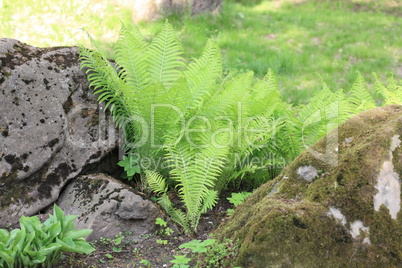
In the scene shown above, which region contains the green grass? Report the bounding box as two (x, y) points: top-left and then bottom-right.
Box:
(1, 0), (401, 104)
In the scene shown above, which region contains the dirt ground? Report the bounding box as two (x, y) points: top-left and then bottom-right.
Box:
(56, 194), (235, 268)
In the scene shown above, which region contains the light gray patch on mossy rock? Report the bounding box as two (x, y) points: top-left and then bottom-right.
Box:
(0, 39), (119, 227)
(328, 207), (371, 244)
(297, 165), (318, 181)
(56, 174), (162, 241)
(215, 105), (402, 267)
(328, 207), (347, 225)
(374, 135), (401, 219)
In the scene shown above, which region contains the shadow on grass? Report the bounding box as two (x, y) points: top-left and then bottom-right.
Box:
(2, 0), (399, 104)
(142, 0), (401, 103)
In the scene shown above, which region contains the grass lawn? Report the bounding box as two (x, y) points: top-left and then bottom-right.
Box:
(1, 0), (401, 103)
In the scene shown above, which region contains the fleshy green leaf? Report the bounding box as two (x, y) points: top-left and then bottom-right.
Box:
(64, 229), (93, 240)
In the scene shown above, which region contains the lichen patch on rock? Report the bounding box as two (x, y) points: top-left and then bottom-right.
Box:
(297, 165), (318, 181)
(56, 174), (161, 241)
(374, 135), (401, 219)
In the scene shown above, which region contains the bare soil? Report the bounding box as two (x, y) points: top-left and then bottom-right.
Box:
(56, 195), (234, 268)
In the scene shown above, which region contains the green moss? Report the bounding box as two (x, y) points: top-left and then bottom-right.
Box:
(214, 106), (402, 267)
(197, 238), (240, 268)
(72, 176), (106, 205)
(225, 199), (356, 267)
(0, 171), (30, 216)
(368, 206), (402, 263)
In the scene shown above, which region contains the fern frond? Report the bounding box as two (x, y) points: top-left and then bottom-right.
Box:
(147, 81), (194, 144)
(347, 72), (375, 113)
(157, 194), (191, 234)
(164, 129), (229, 233)
(186, 145), (228, 219)
(188, 189), (218, 230)
(251, 69), (281, 107)
(275, 109), (301, 161)
(146, 20), (185, 89)
(246, 70), (283, 119)
(290, 82), (349, 155)
(200, 190), (218, 214)
(374, 73), (402, 105)
(201, 72), (252, 121)
(165, 141), (194, 186)
(147, 170), (192, 233)
(78, 37), (135, 145)
(145, 170), (167, 194)
(183, 39), (222, 110)
(185, 39), (222, 87)
(115, 22), (150, 93)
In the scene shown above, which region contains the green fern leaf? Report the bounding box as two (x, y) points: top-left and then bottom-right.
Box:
(157, 194), (191, 234)
(183, 39), (222, 110)
(200, 190), (218, 214)
(78, 37), (135, 144)
(347, 72), (375, 113)
(374, 73), (402, 105)
(289, 82), (349, 155)
(115, 22), (150, 93)
(146, 20), (185, 89)
(145, 170), (167, 194)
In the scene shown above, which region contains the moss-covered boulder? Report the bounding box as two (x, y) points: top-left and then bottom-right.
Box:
(215, 105), (402, 267)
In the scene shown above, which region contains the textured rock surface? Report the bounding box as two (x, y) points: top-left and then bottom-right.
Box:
(57, 174), (161, 241)
(0, 38), (118, 226)
(215, 105), (402, 267)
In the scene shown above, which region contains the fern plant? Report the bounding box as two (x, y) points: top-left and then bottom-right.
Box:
(274, 73), (401, 163)
(373, 73), (402, 105)
(79, 21), (402, 234)
(79, 21), (286, 234)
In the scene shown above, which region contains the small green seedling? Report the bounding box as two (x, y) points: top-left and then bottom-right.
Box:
(112, 233), (124, 252)
(105, 253), (113, 259)
(165, 227), (174, 236)
(100, 232), (125, 253)
(140, 259), (151, 267)
(170, 255), (191, 268)
(227, 192), (252, 215)
(179, 239), (216, 253)
(155, 217), (174, 238)
(118, 154), (140, 181)
(155, 217), (167, 227)
(227, 192), (252, 206)
(156, 239), (168, 245)
(113, 246), (122, 252)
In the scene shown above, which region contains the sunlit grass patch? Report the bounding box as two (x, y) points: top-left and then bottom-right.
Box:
(1, 0), (401, 104)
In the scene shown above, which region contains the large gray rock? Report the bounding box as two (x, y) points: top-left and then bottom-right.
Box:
(215, 105), (402, 267)
(57, 174), (161, 241)
(0, 39), (119, 226)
